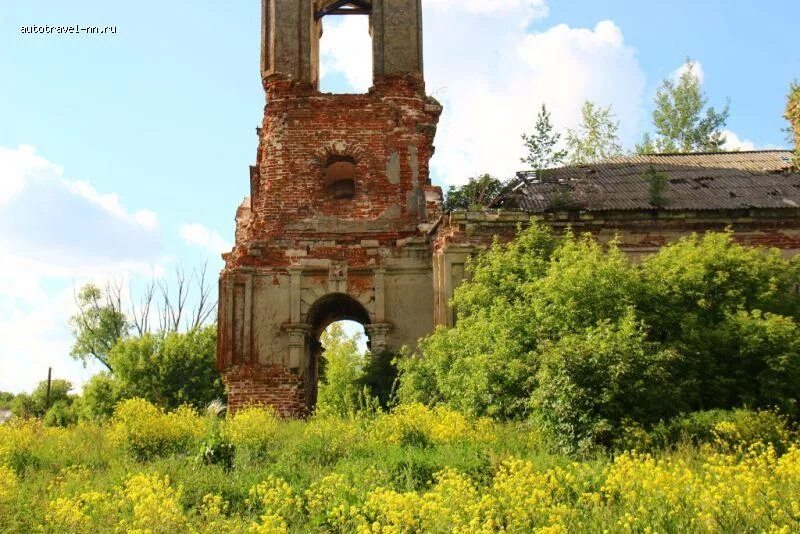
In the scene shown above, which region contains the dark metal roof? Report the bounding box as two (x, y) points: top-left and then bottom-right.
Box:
(503, 151), (800, 212)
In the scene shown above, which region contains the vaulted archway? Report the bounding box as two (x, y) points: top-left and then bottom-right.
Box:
(304, 293), (371, 410)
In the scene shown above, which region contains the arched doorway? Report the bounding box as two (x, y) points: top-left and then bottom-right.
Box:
(305, 293), (371, 411)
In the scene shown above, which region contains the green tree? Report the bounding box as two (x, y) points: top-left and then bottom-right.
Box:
(0, 391), (14, 410)
(637, 231), (800, 413)
(442, 174), (505, 212)
(637, 60), (730, 153)
(399, 226), (638, 420)
(565, 101), (623, 165)
(106, 325), (224, 410)
(75, 372), (124, 421)
(10, 379), (74, 420)
(69, 283), (127, 371)
(786, 81), (800, 167)
(316, 323), (369, 416)
(521, 104), (567, 171)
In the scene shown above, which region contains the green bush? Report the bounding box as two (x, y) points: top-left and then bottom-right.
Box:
(108, 326), (224, 411)
(43, 400), (77, 428)
(638, 231), (800, 412)
(75, 372), (123, 422)
(222, 405), (279, 461)
(110, 398), (204, 461)
(533, 312), (683, 453)
(10, 379), (75, 419)
(398, 222), (800, 451)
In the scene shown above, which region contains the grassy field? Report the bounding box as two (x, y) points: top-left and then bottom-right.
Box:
(1, 400), (799, 533)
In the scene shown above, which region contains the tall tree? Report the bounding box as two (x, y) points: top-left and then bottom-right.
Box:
(69, 283), (127, 371)
(69, 265), (217, 371)
(521, 104), (567, 171)
(637, 60), (730, 153)
(785, 81), (800, 167)
(565, 101), (624, 165)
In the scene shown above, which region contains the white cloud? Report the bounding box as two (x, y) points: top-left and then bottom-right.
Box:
(180, 223), (231, 254)
(0, 144), (165, 393)
(320, 16), (373, 92)
(424, 16), (645, 184)
(673, 59), (704, 84)
(66, 180), (159, 231)
(722, 130), (757, 151)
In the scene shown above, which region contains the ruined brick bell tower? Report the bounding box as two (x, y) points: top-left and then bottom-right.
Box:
(218, 0), (442, 415)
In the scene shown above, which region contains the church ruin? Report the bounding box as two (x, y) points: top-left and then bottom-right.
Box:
(218, 0), (800, 415)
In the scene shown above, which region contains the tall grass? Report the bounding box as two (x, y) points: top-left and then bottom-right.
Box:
(1, 399), (799, 532)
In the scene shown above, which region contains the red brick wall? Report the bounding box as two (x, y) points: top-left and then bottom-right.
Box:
(224, 74), (442, 271)
(223, 364), (306, 418)
(219, 74), (442, 416)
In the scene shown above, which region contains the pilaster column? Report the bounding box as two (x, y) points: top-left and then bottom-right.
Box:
(283, 323), (311, 371)
(373, 268), (386, 322)
(365, 322), (392, 353)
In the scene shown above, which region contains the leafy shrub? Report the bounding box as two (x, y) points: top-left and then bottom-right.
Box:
(43, 400), (77, 428)
(110, 398), (204, 461)
(443, 173), (505, 212)
(711, 410), (795, 452)
(222, 405), (278, 460)
(399, 227), (638, 421)
(108, 326), (225, 411)
(533, 312), (683, 453)
(316, 323), (371, 417)
(358, 349), (399, 409)
(638, 231), (800, 412)
(401, 222), (800, 451)
(10, 379), (75, 419)
(75, 372), (123, 422)
(616, 409), (796, 454)
(196, 431), (235, 470)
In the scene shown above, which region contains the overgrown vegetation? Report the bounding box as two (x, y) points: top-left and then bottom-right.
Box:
(565, 101), (623, 165)
(637, 59), (730, 153)
(786, 81), (800, 167)
(5, 224), (800, 531)
(442, 174), (505, 212)
(2, 400), (800, 532)
(399, 224), (800, 452)
(643, 165), (668, 206)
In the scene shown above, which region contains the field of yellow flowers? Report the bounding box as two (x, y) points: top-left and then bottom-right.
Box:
(1, 399), (799, 533)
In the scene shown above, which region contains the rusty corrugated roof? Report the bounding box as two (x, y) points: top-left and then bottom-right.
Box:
(505, 150), (800, 212)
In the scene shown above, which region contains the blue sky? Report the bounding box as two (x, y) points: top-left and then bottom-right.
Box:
(0, 0), (797, 393)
